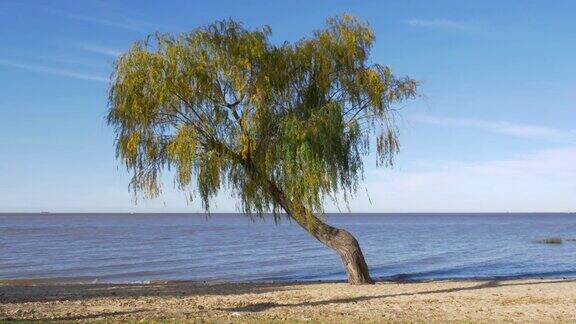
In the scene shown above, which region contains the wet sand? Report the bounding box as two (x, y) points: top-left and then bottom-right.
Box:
(2, 278), (576, 322)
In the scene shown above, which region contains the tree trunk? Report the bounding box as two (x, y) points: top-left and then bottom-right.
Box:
(298, 214), (374, 285)
(267, 181), (374, 285)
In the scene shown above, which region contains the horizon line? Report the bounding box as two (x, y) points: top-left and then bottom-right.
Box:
(1, 211), (574, 215)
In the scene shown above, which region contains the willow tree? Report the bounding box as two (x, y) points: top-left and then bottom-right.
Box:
(108, 15), (416, 284)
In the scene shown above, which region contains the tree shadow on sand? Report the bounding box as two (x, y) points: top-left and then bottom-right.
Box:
(0, 280), (312, 303)
(43, 310), (147, 322)
(218, 279), (576, 313)
(2, 278), (574, 310)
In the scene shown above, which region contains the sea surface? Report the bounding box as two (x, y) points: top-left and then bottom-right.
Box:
(1, 213), (576, 283)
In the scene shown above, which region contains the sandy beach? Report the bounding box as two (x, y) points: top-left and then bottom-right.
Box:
(1, 278), (576, 322)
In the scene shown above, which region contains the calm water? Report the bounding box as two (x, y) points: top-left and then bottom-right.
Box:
(1, 213), (576, 283)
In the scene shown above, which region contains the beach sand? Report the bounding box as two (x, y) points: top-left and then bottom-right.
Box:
(2, 278), (576, 322)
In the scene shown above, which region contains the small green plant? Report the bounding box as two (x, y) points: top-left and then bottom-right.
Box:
(539, 237), (563, 244)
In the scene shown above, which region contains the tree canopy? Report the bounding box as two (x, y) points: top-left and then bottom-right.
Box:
(108, 15), (417, 220)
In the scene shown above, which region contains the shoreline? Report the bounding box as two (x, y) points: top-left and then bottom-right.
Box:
(2, 278), (576, 322)
(2, 272), (576, 285)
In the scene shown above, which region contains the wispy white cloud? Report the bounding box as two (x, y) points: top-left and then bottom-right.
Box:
(349, 147), (576, 212)
(44, 55), (109, 68)
(78, 44), (121, 58)
(64, 13), (149, 32)
(412, 115), (575, 140)
(404, 19), (481, 32)
(33, 2), (156, 32)
(0, 59), (107, 83)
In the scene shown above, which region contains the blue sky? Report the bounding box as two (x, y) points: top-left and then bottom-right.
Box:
(0, 0), (574, 213)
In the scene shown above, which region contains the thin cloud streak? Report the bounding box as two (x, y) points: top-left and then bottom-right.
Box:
(65, 13), (150, 32)
(405, 19), (481, 31)
(37, 3), (155, 32)
(78, 44), (121, 58)
(0, 59), (107, 83)
(412, 115), (575, 140)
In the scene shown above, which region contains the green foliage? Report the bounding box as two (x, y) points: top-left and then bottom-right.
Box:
(108, 14), (417, 218)
(538, 237), (563, 244)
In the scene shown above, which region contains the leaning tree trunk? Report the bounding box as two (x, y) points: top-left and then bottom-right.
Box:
(267, 181), (374, 285)
(292, 212), (374, 285)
